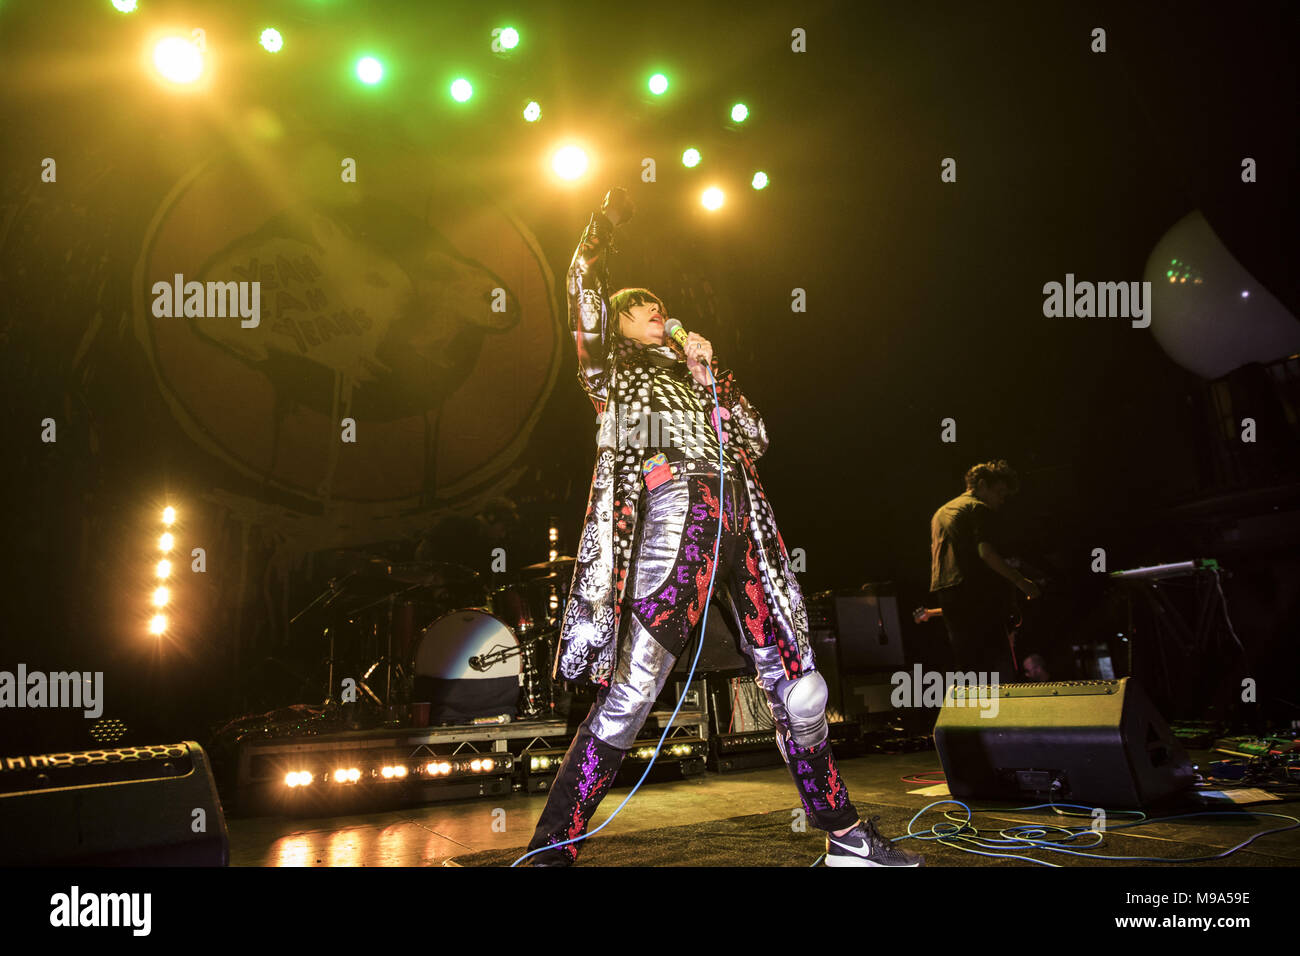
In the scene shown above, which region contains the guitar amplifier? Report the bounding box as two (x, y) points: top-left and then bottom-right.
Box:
(673, 592), (753, 675)
(808, 585), (905, 720)
(807, 585), (905, 670)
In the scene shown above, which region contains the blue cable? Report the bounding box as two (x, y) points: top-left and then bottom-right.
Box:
(893, 798), (1300, 866)
(512, 364), (727, 866)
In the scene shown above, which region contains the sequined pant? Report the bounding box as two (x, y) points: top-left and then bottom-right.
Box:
(530, 468), (859, 862)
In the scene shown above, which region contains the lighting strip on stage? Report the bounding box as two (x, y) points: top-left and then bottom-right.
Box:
(279, 754), (514, 792)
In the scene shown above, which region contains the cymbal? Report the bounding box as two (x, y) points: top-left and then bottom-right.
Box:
(522, 556), (576, 573)
(388, 561), (481, 586)
(322, 550), (392, 575)
(325, 574), (411, 600)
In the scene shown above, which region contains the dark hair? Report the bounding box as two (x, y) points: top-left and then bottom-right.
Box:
(964, 459), (1019, 493)
(609, 287), (662, 324)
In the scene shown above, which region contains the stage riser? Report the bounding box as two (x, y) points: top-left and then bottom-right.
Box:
(615, 757), (705, 786)
(232, 713), (711, 813)
(714, 751), (786, 773)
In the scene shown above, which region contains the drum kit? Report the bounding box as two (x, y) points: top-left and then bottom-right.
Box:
(294, 551), (576, 726)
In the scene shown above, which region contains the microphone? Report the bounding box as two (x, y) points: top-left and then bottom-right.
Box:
(664, 317), (717, 388)
(662, 317), (690, 352)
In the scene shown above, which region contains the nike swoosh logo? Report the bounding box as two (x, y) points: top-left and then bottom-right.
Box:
(828, 838), (869, 854)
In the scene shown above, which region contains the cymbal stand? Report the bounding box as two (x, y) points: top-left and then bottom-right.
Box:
(288, 571), (357, 708)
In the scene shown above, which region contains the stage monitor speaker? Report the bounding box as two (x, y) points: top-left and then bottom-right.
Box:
(0, 740), (230, 865)
(933, 678), (1195, 808)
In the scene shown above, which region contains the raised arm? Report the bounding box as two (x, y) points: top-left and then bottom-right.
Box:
(567, 211), (615, 406)
(567, 189), (635, 409)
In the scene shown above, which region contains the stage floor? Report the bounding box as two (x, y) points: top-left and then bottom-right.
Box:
(226, 750), (1300, 867)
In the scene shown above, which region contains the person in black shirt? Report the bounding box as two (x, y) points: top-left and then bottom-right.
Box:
(929, 460), (1039, 680)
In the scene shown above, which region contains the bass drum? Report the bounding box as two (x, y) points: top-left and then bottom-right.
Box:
(412, 609), (520, 725)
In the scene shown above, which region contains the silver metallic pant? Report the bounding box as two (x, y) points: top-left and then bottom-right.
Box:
(583, 468), (829, 754)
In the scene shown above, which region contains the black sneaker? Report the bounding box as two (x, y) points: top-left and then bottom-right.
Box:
(825, 816), (925, 867)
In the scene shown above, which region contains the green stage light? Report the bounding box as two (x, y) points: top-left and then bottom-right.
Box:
(498, 27), (519, 50)
(648, 73), (669, 95)
(260, 29), (283, 53)
(682, 148), (700, 168)
(731, 103), (749, 123)
(356, 57), (383, 85)
(751, 171), (769, 190)
(450, 78), (473, 102)
(112, 0), (137, 12)
(523, 101), (541, 122)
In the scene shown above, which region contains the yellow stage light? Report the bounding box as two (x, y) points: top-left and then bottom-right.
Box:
(552, 145), (588, 180)
(153, 36), (204, 85)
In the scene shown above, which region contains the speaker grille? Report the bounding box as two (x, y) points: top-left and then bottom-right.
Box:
(949, 680), (1122, 700)
(0, 743), (194, 793)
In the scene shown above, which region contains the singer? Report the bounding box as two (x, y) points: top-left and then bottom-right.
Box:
(524, 189), (923, 867)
